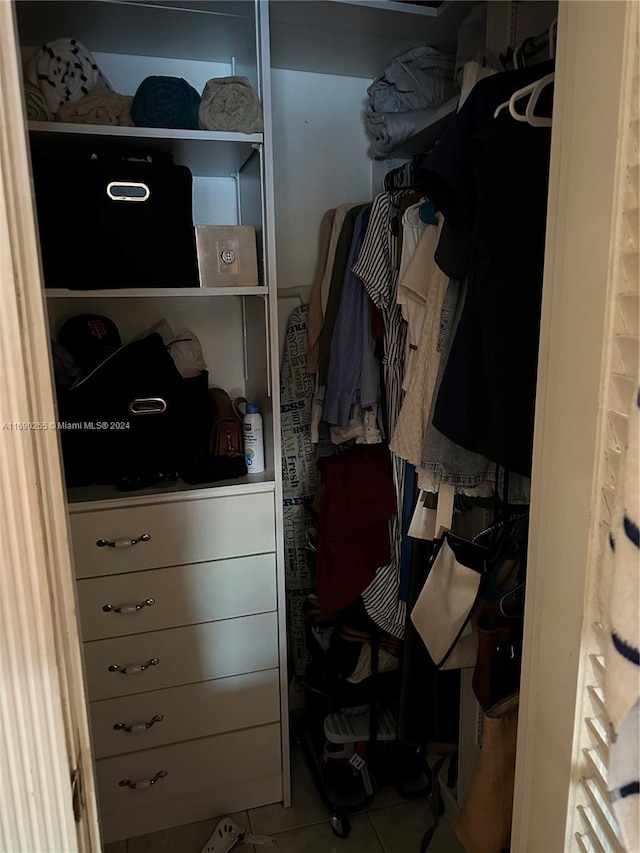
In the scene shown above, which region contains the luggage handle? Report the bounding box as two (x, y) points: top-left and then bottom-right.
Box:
(106, 181), (150, 202)
(128, 397), (167, 415)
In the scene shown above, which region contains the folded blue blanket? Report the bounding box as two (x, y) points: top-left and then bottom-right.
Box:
(132, 76), (200, 130)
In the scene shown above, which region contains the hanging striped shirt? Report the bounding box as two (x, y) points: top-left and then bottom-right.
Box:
(353, 190), (412, 639)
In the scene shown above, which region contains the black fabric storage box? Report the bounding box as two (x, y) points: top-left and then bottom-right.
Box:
(32, 147), (198, 289)
(58, 334), (210, 487)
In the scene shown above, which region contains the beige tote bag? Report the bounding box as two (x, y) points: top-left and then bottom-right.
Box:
(410, 532), (487, 669)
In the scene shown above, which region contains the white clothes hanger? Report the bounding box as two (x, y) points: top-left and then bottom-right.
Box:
(525, 71), (554, 127)
(494, 71), (554, 127)
(512, 38), (525, 69)
(494, 80), (534, 121)
(493, 98), (510, 119)
(495, 19), (557, 121)
(508, 83), (537, 121)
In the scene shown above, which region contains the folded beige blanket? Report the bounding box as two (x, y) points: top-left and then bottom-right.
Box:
(56, 90), (134, 126)
(199, 76), (262, 133)
(24, 81), (53, 121)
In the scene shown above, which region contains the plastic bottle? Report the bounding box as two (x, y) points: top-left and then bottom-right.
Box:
(243, 403), (265, 474)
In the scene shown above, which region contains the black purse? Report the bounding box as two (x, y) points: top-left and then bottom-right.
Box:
(471, 512), (529, 717)
(32, 146), (198, 289)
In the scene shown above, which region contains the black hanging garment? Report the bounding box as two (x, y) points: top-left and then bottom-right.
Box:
(398, 538), (461, 750)
(418, 63), (554, 476)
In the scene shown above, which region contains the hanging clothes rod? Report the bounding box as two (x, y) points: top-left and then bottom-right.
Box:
(518, 18), (557, 64)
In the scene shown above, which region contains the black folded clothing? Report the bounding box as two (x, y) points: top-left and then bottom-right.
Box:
(182, 454), (247, 485)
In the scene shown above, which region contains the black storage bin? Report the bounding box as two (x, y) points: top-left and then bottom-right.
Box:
(58, 333), (211, 487)
(32, 146), (198, 289)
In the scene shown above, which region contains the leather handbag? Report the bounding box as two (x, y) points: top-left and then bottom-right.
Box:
(182, 388), (248, 484)
(471, 515), (528, 717)
(208, 387), (245, 459)
(472, 596), (524, 718)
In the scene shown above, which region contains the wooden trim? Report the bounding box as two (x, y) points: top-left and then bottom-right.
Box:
(512, 3), (630, 850)
(564, 0), (638, 845)
(0, 3), (100, 850)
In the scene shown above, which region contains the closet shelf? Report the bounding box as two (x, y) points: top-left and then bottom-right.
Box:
(270, 0), (478, 77)
(28, 122), (262, 177)
(390, 95), (459, 158)
(46, 287), (268, 298)
(67, 471), (277, 509)
(16, 0), (256, 65)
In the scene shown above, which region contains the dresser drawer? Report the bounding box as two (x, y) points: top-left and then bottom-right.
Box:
(91, 669), (280, 758)
(77, 553), (276, 641)
(84, 612), (278, 701)
(70, 492), (275, 579)
(97, 723), (281, 820)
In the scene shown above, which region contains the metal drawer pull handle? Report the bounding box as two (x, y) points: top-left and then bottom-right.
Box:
(103, 598), (155, 614)
(119, 770), (167, 790)
(114, 714), (164, 733)
(108, 658), (159, 674)
(96, 533), (151, 548)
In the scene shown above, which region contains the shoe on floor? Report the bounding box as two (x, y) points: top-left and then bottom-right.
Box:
(199, 818), (245, 853)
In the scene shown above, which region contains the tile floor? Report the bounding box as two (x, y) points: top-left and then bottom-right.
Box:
(104, 746), (465, 853)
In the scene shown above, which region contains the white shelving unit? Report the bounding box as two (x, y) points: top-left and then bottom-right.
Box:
(28, 121), (262, 176)
(46, 287), (268, 298)
(15, 0), (286, 844)
(16, 0), (260, 69)
(67, 470), (277, 507)
(28, 122), (263, 144)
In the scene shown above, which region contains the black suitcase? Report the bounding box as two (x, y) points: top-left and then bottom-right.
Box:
(32, 146), (198, 289)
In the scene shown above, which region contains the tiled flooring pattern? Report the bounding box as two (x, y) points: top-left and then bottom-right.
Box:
(105, 747), (465, 853)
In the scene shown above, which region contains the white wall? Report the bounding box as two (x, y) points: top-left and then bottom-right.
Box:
(270, 68), (373, 348)
(93, 53), (231, 97)
(515, 0), (558, 45)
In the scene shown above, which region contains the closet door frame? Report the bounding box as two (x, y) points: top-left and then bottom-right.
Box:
(512, 2), (633, 850)
(0, 0), (633, 849)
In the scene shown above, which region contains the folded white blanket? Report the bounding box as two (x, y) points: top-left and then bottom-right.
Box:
(24, 81), (53, 121)
(199, 76), (262, 133)
(27, 38), (111, 114)
(56, 90), (133, 126)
